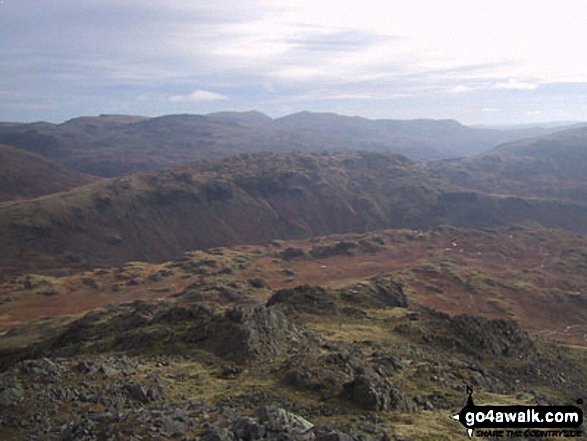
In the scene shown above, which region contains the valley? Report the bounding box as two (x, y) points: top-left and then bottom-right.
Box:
(0, 112), (585, 440)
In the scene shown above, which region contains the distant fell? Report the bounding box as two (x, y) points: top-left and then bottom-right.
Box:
(0, 111), (568, 177)
(430, 125), (587, 202)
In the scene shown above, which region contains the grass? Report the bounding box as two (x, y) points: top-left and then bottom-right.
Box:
(0, 224), (586, 440)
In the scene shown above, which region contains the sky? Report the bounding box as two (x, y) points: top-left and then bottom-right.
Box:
(1, 0), (587, 125)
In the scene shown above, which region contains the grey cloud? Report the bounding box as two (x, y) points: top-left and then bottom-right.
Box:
(284, 29), (394, 53)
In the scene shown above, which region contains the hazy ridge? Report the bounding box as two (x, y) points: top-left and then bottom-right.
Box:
(0, 111), (568, 177)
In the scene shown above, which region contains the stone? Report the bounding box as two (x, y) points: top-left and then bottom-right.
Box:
(124, 382), (149, 403)
(255, 406), (313, 434)
(232, 417), (266, 440)
(0, 386), (24, 406)
(343, 374), (416, 412)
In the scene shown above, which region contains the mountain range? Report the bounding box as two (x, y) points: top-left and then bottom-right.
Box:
(0, 111), (569, 177)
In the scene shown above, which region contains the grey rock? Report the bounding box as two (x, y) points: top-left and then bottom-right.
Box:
(158, 415), (187, 437)
(200, 428), (236, 441)
(343, 374), (416, 412)
(124, 382), (149, 403)
(0, 386), (24, 406)
(98, 365), (120, 377)
(146, 385), (165, 401)
(255, 406), (313, 434)
(73, 360), (96, 374)
(18, 358), (63, 377)
(233, 417), (266, 440)
(315, 433), (353, 441)
(195, 307), (320, 364)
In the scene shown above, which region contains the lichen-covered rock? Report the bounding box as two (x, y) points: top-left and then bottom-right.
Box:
(342, 374), (416, 412)
(255, 405), (314, 434)
(0, 383), (24, 406)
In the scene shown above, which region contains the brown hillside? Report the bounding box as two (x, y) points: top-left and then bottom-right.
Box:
(429, 125), (587, 202)
(0, 144), (99, 201)
(1, 151), (587, 278)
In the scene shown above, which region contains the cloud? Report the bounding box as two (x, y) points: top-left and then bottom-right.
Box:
(493, 79), (538, 90)
(170, 90), (228, 103)
(284, 29), (393, 53)
(2, 0), (587, 123)
(447, 85), (472, 94)
(273, 90), (411, 103)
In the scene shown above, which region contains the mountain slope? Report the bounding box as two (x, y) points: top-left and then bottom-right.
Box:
(0, 112), (567, 177)
(0, 144), (99, 201)
(0, 152), (447, 274)
(1, 151), (587, 278)
(429, 126), (587, 202)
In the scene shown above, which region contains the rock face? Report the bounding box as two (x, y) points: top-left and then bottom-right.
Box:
(196, 306), (320, 364)
(342, 374), (416, 412)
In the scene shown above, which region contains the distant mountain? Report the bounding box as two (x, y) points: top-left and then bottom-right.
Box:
(1, 151), (587, 277)
(206, 110), (274, 126)
(429, 126), (587, 203)
(0, 111), (569, 177)
(273, 112), (560, 158)
(0, 144), (99, 201)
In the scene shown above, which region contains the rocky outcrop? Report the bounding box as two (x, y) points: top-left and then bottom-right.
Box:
(282, 346), (415, 412)
(194, 306), (320, 364)
(423, 313), (536, 359)
(267, 278), (408, 316)
(339, 277), (408, 308)
(267, 285), (338, 315)
(14, 302), (319, 366)
(342, 374), (416, 412)
(205, 405), (396, 441)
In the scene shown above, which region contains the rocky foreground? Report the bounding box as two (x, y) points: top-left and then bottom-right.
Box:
(1, 282), (586, 440)
(1, 228), (586, 440)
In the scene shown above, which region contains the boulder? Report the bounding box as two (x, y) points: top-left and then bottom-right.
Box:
(343, 374), (416, 412)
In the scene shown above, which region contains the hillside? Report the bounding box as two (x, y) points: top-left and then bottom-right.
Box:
(0, 144), (98, 201)
(429, 125), (587, 202)
(0, 226), (585, 440)
(0, 112), (564, 177)
(1, 151), (587, 278)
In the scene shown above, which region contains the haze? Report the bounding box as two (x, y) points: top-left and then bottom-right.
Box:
(1, 0), (586, 124)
